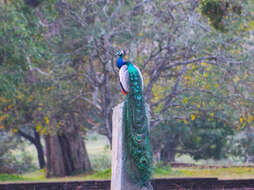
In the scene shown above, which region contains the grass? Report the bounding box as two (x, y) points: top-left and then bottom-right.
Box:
(2, 167), (254, 183)
(0, 174), (24, 182)
(168, 167), (254, 179)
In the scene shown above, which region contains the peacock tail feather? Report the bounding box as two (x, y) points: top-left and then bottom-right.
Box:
(123, 62), (152, 187)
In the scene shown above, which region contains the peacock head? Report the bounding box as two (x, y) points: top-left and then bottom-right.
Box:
(116, 50), (126, 69)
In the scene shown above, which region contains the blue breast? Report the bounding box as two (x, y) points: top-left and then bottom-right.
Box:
(116, 57), (125, 69)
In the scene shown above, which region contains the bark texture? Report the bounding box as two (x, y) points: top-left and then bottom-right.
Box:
(18, 129), (45, 169)
(45, 118), (91, 177)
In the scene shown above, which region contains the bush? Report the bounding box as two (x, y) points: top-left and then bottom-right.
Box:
(89, 154), (111, 171)
(1, 152), (38, 174)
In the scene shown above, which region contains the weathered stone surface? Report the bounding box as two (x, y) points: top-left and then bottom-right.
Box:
(111, 102), (124, 190)
(111, 103), (153, 190)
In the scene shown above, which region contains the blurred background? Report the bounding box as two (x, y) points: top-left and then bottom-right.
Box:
(0, 0), (254, 181)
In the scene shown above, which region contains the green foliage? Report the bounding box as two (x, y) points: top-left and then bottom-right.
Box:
(152, 113), (234, 161)
(0, 131), (38, 174)
(1, 152), (38, 174)
(183, 113), (234, 160)
(200, 0), (243, 32)
(0, 1), (50, 98)
(0, 174), (24, 181)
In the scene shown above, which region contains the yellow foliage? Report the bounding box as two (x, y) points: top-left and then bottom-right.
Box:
(201, 62), (207, 66)
(0, 96), (7, 103)
(234, 75), (240, 83)
(152, 84), (165, 103)
(240, 116), (244, 124)
(231, 49), (241, 55)
(13, 129), (18, 133)
(16, 90), (24, 100)
(215, 83), (219, 88)
(183, 98), (188, 104)
(191, 114), (196, 120)
(204, 73), (208, 78)
(204, 84), (211, 90)
(184, 119), (188, 124)
(209, 113), (214, 117)
(246, 21), (254, 31)
(154, 103), (163, 114)
(45, 117), (49, 125)
(138, 32), (143, 37)
(46, 86), (54, 91)
(192, 65), (197, 70)
(40, 128), (47, 135)
(36, 124), (42, 132)
(27, 96), (34, 102)
(197, 104), (200, 108)
(206, 66), (211, 71)
(0, 114), (8, 122)
(247, 114), (253, 123)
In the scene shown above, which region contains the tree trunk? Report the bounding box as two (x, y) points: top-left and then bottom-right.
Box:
(34, 130), (46, 169)
(45, 117), (91, 177)
(160, 135), (179, 163)
(161, 147), (177, 163)
(17, 129), (46, 169)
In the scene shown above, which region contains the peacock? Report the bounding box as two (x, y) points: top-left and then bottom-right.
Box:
(116, 50), (152, 188)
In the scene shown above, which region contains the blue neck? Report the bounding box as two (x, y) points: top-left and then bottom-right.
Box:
(116, 56), (125, 69)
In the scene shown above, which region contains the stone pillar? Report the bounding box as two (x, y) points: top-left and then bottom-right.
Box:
(111, 103), (153, 190)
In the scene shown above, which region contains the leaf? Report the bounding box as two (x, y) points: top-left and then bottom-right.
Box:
(183, 98), (188, 104)
(204, 84), (211, 90)
(247, 114), (253, 123)
(45, 117), (49, 125)
(234, 75), (240, 83)
(191, 114), (196, 120)
(201, 62), (207, 66)
(36, 124), (42, 132)
(0, 114), (9, 122)
(240, 116), (244, 123)
(0, 96), (8, 103)
(206, 66), (211, 71)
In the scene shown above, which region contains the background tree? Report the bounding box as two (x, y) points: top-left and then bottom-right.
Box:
(1, 0), (254, 176)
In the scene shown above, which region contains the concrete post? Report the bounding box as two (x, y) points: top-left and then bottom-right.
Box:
(111, 103), (153, 190)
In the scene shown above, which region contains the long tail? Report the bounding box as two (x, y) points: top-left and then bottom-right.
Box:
(123, 63), (152, 187)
